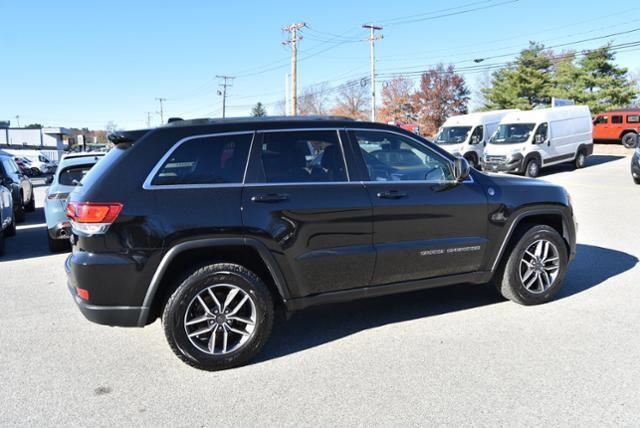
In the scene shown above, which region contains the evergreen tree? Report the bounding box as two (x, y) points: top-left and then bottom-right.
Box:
(482, 42), (553, 110)
(251, 102), (267, 117)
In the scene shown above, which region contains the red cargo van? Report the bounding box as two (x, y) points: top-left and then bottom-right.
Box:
(592, 109), (640, 148)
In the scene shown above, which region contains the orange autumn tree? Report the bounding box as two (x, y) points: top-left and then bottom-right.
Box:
(413, 64), (470, 136)
(378, 76), (416, 123)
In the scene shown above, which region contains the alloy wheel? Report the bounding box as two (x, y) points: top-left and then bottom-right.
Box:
(184, 284), (257, 355)
(519, 239), (560, 293)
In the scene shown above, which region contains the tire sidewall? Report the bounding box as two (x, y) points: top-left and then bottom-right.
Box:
(622, 133), (637, 149)
(525, 158), (540, 178)
(575, 151), (586, 168)
(505, 227), (568, 305)
(164, 265), (273, 370)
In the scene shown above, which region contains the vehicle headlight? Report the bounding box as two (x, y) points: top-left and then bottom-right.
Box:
(507, 153), (523, 162)
(451, 151), (461, 157)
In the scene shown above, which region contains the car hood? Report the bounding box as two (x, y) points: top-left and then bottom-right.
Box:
(484, 144), (524, 157)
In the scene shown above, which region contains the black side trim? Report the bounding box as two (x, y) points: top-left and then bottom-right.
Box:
(137, 237), (290, 326)
(285, 271), (493, 311)
(543, 153), (575, 165)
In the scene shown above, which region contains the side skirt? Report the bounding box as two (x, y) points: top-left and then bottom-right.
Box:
(285, 271), (493, 312)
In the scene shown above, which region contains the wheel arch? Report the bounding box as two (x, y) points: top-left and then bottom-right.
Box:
(619, 128), (637, 139)
(138, 238), (290, 326)
(490, 208), (573, 273)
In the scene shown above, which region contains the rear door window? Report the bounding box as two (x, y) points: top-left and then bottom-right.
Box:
(152, 133), (253, 186)
(256, 130), (348, 183)
(612, 115), (623, 124)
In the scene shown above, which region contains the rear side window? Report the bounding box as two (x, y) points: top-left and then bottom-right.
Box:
(58, 164), (93, 186)
(257, 130), (348, 183)
(612, 115), (623, 124)
(627, 115), (640, 123)
(152, 133), (253, 186)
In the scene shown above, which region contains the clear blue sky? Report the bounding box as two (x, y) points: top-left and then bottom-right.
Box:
(2, 0), (639, 129)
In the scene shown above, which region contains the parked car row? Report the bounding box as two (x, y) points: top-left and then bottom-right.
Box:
(0, 152), (36, 256)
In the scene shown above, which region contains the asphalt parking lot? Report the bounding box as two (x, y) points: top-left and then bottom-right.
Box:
(1, 149), (639, 426)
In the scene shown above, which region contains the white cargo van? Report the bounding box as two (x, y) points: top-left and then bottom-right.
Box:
(434, 110), (517, 168)
(482, 106), (593, 177)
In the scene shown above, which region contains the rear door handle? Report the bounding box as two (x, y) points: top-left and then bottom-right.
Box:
(376, 190), (408, 200)
(251, 193), (290, 203)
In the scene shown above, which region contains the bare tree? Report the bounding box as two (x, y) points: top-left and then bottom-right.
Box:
(330, 80), (370, 120)
(298, 83), (330, 116)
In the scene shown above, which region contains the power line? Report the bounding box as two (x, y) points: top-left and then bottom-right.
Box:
(377, 0), (519, 26)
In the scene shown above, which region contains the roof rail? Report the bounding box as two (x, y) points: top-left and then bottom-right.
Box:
(162, 115), (355, 127)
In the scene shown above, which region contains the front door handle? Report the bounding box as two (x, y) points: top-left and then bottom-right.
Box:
(251, 193), (290, 203)
(376, 190), (408, 200)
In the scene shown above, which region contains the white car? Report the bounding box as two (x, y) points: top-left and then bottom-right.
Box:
(0, 185), (15, 256)
(482, 106), (594, 177)
(434, 110), (517, 168)
(44, 152), (104, 252)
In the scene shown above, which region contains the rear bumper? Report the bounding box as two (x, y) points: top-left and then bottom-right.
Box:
(65, 253), (146, 327)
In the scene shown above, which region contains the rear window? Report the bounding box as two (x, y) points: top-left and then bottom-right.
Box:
(152, 133), (253, 186)
(58, 164), (94, 186)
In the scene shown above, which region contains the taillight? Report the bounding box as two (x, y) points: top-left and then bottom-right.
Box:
(66, 202), (123, 235)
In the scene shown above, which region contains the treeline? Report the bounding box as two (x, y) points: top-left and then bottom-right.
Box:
(252, 42), (638, 136)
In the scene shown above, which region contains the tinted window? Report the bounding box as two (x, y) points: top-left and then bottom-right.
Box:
(152, 133), (252, 185)
(594, 116), (608, 125)
(627, 115), (639, 123)
(354, 131), (454, 182)
(58, 164), (93, 186)
(534, 123), (548, 140)
(258, 131), (347, 183)
(612, 115), (623, 124)
(1, 158), (20, 182)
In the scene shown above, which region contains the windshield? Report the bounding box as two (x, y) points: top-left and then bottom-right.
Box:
(490, 123), (535, 144)
(435, 126), (472, 145)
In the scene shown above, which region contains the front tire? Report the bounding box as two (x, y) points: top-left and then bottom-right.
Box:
(162, 263), (274, 371)
(14, 204), (25, 223)
(494, 225), (568, 305)
(5, 215), (16, 237)
(525, 158), (540, 178)
(622, 133), (637, 149)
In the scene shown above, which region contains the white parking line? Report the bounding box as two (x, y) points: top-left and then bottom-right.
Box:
(16, 223), (47, 230)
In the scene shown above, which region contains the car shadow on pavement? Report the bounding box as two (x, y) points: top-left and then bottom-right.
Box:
(257, 243), (637, 363)
(537, 155), (624, 177)
(1, 207), (59, 261)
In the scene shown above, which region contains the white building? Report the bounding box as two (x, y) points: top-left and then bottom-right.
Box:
(0, 126), (70, 160)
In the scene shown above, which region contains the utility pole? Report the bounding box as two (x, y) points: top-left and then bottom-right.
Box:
(155, 98), (166, 124)
(145, 112), (152, 127)
(363, 24), (383, 122)
(216, 75), (235, 118)
(282, 22), (306, 116)
(15, 115), (20, 127)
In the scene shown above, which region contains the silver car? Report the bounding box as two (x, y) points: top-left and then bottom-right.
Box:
(44, 152), (104, 252)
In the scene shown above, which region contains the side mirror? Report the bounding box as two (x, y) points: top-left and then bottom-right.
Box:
(534, 134), (544, 144)
(453, 157), (471, 182)
(45, 176), (53, 185)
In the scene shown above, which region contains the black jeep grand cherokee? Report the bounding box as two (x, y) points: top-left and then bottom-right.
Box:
(66, 116), (576, 370)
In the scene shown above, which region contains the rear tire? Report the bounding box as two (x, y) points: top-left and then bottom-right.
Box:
(5, 215), (16, 237)
(48, 234), (70, 253)
(633, 176), (640, 185)
(25, 193), (36, 212)
(14, 204), (25, 223)
(574, 150), (586, 169)
(525, 158), (540, 178)
(622, 133), (637, 149)
(493, 225), (568, 305)
(0, 230), (5, 256)
(162, 263), (274, 371)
